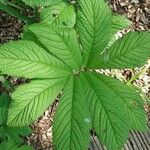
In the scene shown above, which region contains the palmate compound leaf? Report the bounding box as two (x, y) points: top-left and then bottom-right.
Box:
(77, 0), (112, 66)
(53, 75), (91, 150)
(8, 77), (68, 126)
(27, 23), (82, 71)
(79, 72), (147, 150)
(88, 32), (150, 69)
(0, 1), (148, 150)
(40, 1), (76, 28)
(21, 0), (61, 7)
(0, 40), (71, 79)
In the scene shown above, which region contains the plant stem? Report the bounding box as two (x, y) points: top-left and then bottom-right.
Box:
(128, 83), (150, 103)
(6, 1), (23, 10)
(34, 7), (40, 22)
(127, 61), (150, 84)
(0, 2), (34, 24)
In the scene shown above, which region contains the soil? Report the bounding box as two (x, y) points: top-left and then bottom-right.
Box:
(0, 10), (23, 43)
(0, 1), (150, 150)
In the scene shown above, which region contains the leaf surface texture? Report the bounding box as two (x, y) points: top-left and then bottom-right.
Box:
(21, 0), (61, 7)
(53, 76), (91, 150)
(8, 77), (68, 126)
(41, 2), (76, 28)
(111, 14), (131, 34)
(0, 40), (70, 79)
(80, 72), (147, 150)
(28, 24), (82, 70)
(89, 32), (150, 68)
(77, 0), (112, 65)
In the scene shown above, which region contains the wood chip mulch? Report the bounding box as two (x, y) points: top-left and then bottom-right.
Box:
(0, 11), (23, 43)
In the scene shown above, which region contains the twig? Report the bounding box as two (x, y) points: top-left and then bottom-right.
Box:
(127, 60), (150, 84)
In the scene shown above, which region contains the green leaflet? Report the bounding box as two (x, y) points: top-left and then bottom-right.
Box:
(41, 2), (76, 28)
(77, 0), (112, 66)
(22, 30), (39, 44)
(0, 40), (71, 79)
(89, 32), (150, 69)
(8, 77), (68, 126)
(28, 23), (82, 70)
(7, 126), (32, 142)
(0, 93), (32, 145)
(80, 72), (129, 150)
(0, 93), (9, 125)
(0, 0), (6, 4)
(1, 126), (32, 145)
(0, 141), (17, 150)
(111, 14), (131, 35)
(106, 14), (132, 48)
(19, 145), (33, 150)
(53, 75), (91, 150)
(80, 72), (147, 150)
(21, 0), (61, 7)
(0, 141), (33, 150)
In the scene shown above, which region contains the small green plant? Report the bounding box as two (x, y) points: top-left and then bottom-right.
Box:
(0, 92), (32, 150)
(0, 0), (34, 24)
(0, 0), (64, 23)
(0, 0), (150, 150)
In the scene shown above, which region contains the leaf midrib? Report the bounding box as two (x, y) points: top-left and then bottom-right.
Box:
(55, 29), (80, 70)
(83, 73), (128, 145)
(29, 27), (80, 70)
(8, 79), (66, 125)
(107, 33), (149, 60)
(79, 1), (96, 66)
(0, 57), (69, 73)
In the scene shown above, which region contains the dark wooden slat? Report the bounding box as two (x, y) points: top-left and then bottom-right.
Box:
(90, 123), (150, 150)
(90, 136), (106, 150)
(125, 140), (134, 150)
(141, 132), (150, 147)
(130, 132), (144, 150)
(136, 132), (150, 149)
